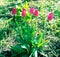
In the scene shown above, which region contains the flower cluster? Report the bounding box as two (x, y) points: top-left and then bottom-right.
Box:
(22, 7), (39, 17)
(30, 7), (39, 16)
(12, 7), (54, 20)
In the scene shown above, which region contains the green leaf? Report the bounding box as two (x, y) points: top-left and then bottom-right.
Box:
(11, 44), (26, 53)
(38, 32), (44, 45)
(21, 44), (30, 53)
(11, 44), (30, 54)
(29, 48), (36, 57)
(38, 39), (49, 48)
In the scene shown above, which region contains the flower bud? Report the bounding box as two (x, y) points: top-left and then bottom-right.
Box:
(48, 12), (54, 20)
(22, 8), (26, 17)
(34, 9), (39, 17)
(30, 7), (35, 14)
(12, 8), (16, 15)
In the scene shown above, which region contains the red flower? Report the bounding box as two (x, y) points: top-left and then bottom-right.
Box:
(33, 9), (39, 17)
(48, 12), (54, 20)
(12, 8), (16, 15)
(30, 7), (35, 14)
(22, 8), (26, 17)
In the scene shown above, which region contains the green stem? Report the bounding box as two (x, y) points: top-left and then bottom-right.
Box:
(44, 18), (47, 38)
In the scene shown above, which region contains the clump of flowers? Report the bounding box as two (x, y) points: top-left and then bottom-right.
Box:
(12, 7), (39, 17)
(11, 8), (54, 21)
(30, 8), (39, 17)
(12, 7), (54, 20)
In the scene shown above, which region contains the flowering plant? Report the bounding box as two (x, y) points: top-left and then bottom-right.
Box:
(11, 1), (54, 57)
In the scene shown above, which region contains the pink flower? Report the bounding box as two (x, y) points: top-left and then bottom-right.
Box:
(12, 8), (16, 15)
(22, 8), (26, 17)
(33, 9), (39, 17)
(30, 7), (35, 14)
(48, 12), (54, 20)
